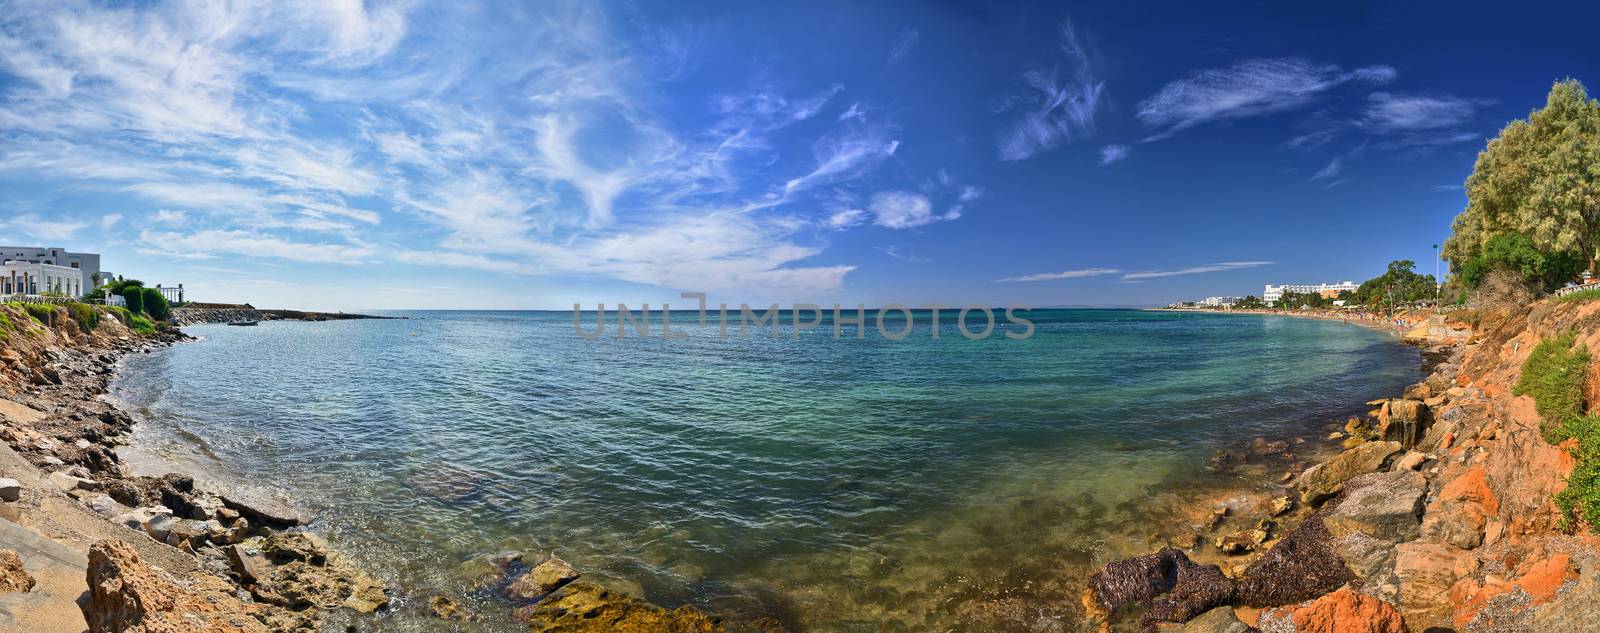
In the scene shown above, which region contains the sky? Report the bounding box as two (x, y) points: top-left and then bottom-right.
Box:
(1, 1), (1597, 310)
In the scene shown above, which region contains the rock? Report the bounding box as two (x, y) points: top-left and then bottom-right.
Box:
(506, 558), (581, 602)
(228, 545), (271, 584)
(1288, 588), (1408, 633)
(0, 549), (34, 593)
(1268, 495), (1294, 517)
(262, 532), (328, 564)
(144, 514), (175, 542)
(82, 539), (269, 632)
(515, 581), (728, 632)
(342, 572), (388, 613)
(1321, 471), (1426, 544)
(1529, 563), (1600, 629)
(83, 493), (122, 518)
(1178, 606), (1250, 632)
(217, 518), (250, 545)
(1392, 451), (1426, 471)
(113, 506), (170, 533)
(1236, 509), (1356, 607)
(1214, 533), (1255, 556)
(0, 477), (19, 502)
(1331, 531), (1398, 586)
(219, 488), (311, 527)
(47, 471), (97, 491)
(1086, 547), (1235, 627)
(429, 595), (469, 621)
(1249, 437), (1289, 456)
(1393, 542), (1478, 630)
(1295, 441), (1402, 505)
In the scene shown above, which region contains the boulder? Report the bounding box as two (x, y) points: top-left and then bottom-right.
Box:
(1295, 441), (1402, 505)
(1391, 451), (1426, 472)
(262, 532), (328, 565)
(0, 477), (19, 502)
(227, 544), (271, 585)
(82, 539), (269, 633)
(48, 471), (97, 492)
(1529, 564), (1600, 629)
(1288, 588), (1408, 633)
(1178, 606), (1251, 633)
(219, 488), (311, 527)
(506, 558), (581, 602)
(0, 549), (34, 593)
(1321, 471), (1426, 544)
(1393, 542), (1478, 631)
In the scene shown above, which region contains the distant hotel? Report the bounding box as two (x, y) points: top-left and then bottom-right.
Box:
(1197, 296), (1242, 307)
(1263, 281), (1358, 304)
(0, 246), (104, 298)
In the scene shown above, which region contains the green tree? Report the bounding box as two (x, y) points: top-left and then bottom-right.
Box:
(1443, 80), (1600, 272)
(121, 286), (144, 315)
(1353, 260), (1438, 311)
(141, 288), (171, 321)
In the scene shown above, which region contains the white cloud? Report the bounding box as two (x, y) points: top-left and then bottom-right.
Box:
(1311, 157), (1342, 180)
(100, 213), (124, 231)
(1137, 59), (1394, 139)
(996, 268), (1121, 282)
(1360, 92), (1481, 133)
(888, 28), (919, 64)
(1120, 261), (1273, 280)
(875, 245), (929, 263)
(826, 209), (868, 230)
(998, 21), (1104, 161)
(140, 229), (376, 264)
(0, 214), (88, 241)
(869, 191), (959, 229)
(1099, 144), (1130, 165)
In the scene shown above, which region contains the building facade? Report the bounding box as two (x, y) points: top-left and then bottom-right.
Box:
(0, 246), (102, 294)
(1197, 296), (1242, 307)
(1263, 281), (1358, 304)
(1, 261), (85, 297)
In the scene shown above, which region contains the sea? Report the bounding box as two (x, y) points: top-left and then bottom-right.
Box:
(110, 309), (1420, 632)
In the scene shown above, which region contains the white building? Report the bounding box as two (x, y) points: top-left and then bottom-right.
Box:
(1263, 281), (1358, 304)
(0, 246), (102, 294)
(1197, 296), (1242, 307)
(1, 261), (85, 297)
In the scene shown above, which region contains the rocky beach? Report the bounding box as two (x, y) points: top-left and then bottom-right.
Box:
(1081, 305), (1600, 631)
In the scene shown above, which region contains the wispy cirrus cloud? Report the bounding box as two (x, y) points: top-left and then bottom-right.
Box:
(1121, 261), (1273, 280)
(997, 20), (1105, 161)
(996, 268), (1122, 282)
(1137, 59), (1394, 140)
(1099, 144), (1130, 165)
(887, 28), (919, 64)
(875, 245), (929, 263)
(869, 191), (960, 229)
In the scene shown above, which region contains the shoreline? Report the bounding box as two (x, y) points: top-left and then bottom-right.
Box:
(4, 302), (1595, 631)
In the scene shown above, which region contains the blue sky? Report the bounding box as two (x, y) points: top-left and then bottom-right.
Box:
(0, 1), (1595, 310)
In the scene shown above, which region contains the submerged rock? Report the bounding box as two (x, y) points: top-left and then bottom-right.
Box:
(505, 558), (581, 602)
(1177, 606), (1251, 632)
(516, 581), (727, 632)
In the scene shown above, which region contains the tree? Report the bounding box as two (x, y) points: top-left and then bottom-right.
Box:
(141, 288), (171, 321)
(1443, 80), (1600, 272)
(121, 286), (144, 315)
(1353, 260), (1438, 312)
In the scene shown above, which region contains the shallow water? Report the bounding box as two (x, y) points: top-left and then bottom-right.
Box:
(111, 309), (1418, 631)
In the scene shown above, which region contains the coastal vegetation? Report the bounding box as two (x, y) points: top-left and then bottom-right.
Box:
(1444, 79), (1600, 299)
(1513, 331), (1591, 442)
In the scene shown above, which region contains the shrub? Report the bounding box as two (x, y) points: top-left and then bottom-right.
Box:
(67, 302), (101, 332)
(141, 287), (171, 321)
(122, 287), (144, 315)
(1472, 269), (1539, 309)
(127, 314), (155, 335)
(1555, 416), (1600, 532)
(1514, 331), (1592, 443)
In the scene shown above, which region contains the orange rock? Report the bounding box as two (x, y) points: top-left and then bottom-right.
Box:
(1449, 554), (1576, 628)
(1439, 467), (1499, 513)
(1289, 589), (1409, 633)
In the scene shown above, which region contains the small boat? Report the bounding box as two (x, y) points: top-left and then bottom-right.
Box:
(226, 320), (259, 327)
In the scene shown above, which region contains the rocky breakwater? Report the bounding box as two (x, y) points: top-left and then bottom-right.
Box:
(0, 303), (388, 632)
(1083, 306), (1600, 632)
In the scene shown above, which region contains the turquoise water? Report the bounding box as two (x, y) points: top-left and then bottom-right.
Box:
(112, 309), (1418, 632)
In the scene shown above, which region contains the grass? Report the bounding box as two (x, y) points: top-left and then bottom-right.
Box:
(67, 302), (100, 332)
(1557, 288), (1600, 303)
(1513, 331), (1592, 442)
(1556, 416), (1600, 531)
(23, 303), (55, 325)
(127, 314), (155, 335)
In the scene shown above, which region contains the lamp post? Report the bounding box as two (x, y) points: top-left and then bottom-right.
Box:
(1433, 243), (1441, 306)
